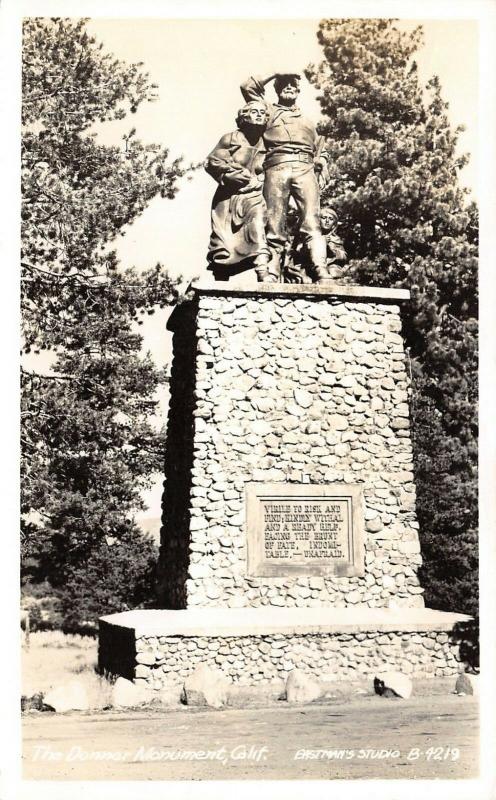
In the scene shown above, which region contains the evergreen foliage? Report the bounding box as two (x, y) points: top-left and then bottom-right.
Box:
(21, 18), (186, 626)
(20, 18), (479, 626)
(308, 19), (478, 615)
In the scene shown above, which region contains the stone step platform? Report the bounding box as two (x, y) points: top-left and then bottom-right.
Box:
(99, 607), (471, 689)
(101, 606), (469, 636)
(192, 277), (411, 301)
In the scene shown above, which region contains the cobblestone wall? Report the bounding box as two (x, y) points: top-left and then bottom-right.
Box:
(133, 630), (460, 689)
(159, 290), (423, 609)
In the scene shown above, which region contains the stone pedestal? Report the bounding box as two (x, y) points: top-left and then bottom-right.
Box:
(99, 281), (470, 689)
(99, 607), (467, 688)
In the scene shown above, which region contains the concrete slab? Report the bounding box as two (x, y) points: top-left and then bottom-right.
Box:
(100, 606), (471, 638)
(190, 279), (410, 301)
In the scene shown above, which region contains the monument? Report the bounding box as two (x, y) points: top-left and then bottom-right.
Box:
(99, 72), (470, 692)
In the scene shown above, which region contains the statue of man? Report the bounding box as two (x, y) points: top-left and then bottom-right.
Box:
(240, 72), (328, 283)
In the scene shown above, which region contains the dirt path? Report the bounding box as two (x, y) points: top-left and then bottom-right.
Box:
(23, 693), (478, 781)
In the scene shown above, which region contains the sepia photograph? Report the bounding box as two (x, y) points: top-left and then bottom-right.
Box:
(1, 0), (495, 797)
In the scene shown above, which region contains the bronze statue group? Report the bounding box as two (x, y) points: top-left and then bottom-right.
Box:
(206, 73), (346, 285)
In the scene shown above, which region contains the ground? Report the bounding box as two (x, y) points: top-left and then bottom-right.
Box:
(23, 695), (478, 780)
(21, 631), (479, 781)
(22, 630), (112, 708)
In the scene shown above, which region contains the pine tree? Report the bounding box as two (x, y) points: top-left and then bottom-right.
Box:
(307, 19), (478, 615)
(21, 18), (187, 626)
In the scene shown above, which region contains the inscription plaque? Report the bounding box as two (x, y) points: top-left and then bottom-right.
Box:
(246, 483), (365, 577)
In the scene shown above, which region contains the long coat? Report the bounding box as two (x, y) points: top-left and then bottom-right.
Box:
(205, 129), (269, 267)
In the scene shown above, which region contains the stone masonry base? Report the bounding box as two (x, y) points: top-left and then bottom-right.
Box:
(159, 283), (425, 610)
(99, 607), (469, 690)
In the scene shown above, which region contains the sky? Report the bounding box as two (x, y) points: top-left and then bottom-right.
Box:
(85, 18), (478, 367)
(5, 13), (482, 521)
(80, 18), (480, 518)
(87, 18), (478, 279)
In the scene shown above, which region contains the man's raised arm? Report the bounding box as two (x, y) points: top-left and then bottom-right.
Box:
(240, 74), (276, 103)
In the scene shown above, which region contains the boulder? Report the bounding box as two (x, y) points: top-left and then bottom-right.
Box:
(285, 669), (321, 704)
(44, 680), (90, 713)
(182, 664), (229, 708)
(157, 684), (183, 706)
(111, 677), (151, 708)
(21, 693), (50, 712)
(374, 671), (412, 699)
(455, 672), (480, 697)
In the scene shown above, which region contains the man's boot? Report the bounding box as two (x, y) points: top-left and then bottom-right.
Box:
(265, 249), (282, 283)
(255, 267), (270, 282)
(313, 265), (331, 284)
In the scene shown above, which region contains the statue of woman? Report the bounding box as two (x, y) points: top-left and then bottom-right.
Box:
(205, 101), (271, 280)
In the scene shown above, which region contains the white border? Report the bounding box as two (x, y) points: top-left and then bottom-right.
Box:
(1, 1), (495, 799)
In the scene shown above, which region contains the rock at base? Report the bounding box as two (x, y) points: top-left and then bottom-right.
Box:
(374, 671), (412, 699)
(157, 684), (183, 706)
(285, 669), (321, 704)
(182, 664), (229, 708)
(44, 680), (90, 713)
(226, 680), (286, 707)
(111, 677), (151, 708)
(455, 672), (479, 697)
(21, 693), (51, 712)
